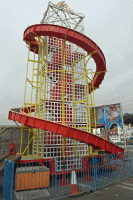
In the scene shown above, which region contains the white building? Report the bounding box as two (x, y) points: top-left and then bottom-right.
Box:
(95, 124), (133, 144)
(123, 124), (133, 139)
(109, 124), (133, 143)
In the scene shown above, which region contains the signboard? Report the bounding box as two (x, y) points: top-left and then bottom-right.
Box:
(94, 103), (123, 130)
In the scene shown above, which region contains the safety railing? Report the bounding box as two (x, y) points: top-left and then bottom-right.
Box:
(3, 159), (15, 200)
(2, 151), (132, 200)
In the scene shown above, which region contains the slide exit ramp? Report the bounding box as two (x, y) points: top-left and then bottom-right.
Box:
(8, 107), (124, 155)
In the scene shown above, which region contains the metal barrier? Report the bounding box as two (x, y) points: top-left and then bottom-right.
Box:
(53, 152), (132, 199)
(3, 159), (15, 200)
(2, 151), (132, 200)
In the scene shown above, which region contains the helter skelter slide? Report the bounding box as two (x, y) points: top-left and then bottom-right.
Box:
(8, 2), (124, 172)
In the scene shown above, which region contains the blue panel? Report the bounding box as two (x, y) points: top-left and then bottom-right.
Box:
(3, 159), (14, 200)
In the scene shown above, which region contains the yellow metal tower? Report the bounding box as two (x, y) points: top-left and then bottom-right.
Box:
(20, 1), (102, 170)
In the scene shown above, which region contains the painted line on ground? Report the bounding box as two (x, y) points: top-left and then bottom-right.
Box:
(116, 184), (133, 191)
(121, 182), (133, 187)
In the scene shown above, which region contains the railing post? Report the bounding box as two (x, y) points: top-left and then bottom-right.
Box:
(96, 157), (97, 190)
(115, 154), (117, 181)
(3, 159), (15, 200)
(55, 158), (57, 199)
(127, 151), (130, 178)
(10, 161), (15, 200)
(93, 156), (97, 191)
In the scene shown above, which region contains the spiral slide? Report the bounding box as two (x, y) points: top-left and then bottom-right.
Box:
(23, 24), (106, 89)
(8, 24), (124, 155)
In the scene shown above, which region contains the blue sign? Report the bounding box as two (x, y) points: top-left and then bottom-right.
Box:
(95, 103), (123, 130)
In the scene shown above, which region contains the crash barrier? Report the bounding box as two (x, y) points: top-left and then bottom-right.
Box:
(2, 151), (132, 200)
(2, 159), (15, 200)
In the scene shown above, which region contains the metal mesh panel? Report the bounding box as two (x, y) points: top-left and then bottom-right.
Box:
(31, 2), (90, 169)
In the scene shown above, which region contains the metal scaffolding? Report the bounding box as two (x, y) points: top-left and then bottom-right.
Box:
(21, 1), (98, 171)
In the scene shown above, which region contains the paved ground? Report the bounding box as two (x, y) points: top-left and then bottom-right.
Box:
(60, 176), (133, 200)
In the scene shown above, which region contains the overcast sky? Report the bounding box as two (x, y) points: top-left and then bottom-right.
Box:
(0, 0), (133, 125)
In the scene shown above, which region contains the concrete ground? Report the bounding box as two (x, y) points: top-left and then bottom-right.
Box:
(59, 176), (133, 200)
